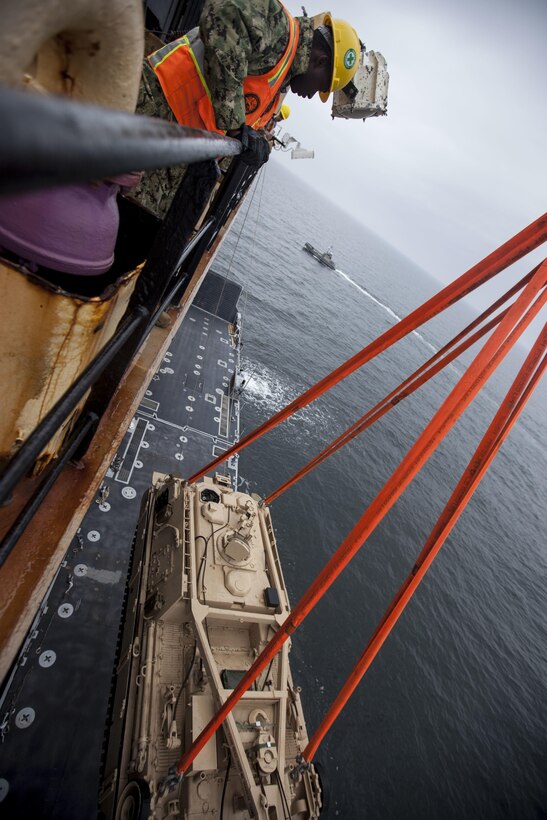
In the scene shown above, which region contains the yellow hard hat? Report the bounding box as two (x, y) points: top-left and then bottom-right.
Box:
(280, 103), (291, 120)
(319, 14), (360, 103)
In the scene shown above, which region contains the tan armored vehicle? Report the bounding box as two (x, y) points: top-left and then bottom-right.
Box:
(99, 473), (323, 819)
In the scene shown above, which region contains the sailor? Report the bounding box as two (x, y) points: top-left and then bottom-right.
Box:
(264, 101), (291, 134)
(278, 103), (292, 122)
(133, 0), (361, 215)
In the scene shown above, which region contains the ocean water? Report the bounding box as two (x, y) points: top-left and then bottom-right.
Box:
(213, 161), (547, 819)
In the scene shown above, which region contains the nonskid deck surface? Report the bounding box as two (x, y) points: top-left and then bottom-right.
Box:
(0, 272), (242, 819)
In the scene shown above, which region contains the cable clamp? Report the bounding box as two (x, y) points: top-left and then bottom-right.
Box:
(290, 753), (311, 780)
(159, 766), (183, 794)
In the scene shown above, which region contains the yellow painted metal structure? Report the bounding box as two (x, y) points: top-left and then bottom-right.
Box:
(0, 259), (140, 473)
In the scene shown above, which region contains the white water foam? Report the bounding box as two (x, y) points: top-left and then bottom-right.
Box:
(238, 358), (331, 436)
(238, 361), (295, 412)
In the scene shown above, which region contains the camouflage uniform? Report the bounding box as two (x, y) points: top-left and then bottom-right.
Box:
(131, 0), (313, 218)
(129, 60), (189, 218)
(201, 0), (314, 131)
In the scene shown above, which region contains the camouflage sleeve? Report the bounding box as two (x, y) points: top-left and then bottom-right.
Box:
(200, 0), (263, 131)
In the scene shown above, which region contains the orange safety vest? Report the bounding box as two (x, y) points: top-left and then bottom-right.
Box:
(148, 7), (299, 134)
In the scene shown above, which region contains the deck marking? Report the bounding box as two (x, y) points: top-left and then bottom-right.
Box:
(38, 651), (57, 668)
(86, 568), (122, 585)
(116, 417), (149, 483)
(15, 708), (35, 729)
(57, 603), (74, 618)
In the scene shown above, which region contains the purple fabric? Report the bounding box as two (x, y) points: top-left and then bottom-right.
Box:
(0, 173), (141, 276)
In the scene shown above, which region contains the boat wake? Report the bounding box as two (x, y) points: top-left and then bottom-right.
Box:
(335, 268), (438, 356)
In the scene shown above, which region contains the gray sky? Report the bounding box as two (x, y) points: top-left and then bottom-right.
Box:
(277, 0), (546, 333)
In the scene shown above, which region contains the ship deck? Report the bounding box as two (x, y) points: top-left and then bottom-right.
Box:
(0, 271), (242, 819)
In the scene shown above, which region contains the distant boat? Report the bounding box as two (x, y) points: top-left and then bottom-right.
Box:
(303, 242), (336, 269)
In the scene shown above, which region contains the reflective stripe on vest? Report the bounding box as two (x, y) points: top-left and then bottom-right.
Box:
(148, 29), (219, 132)
(148, 6), (299, 133)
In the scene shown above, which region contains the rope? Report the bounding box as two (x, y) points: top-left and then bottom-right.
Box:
(175, 258), (546, 776)
(303, 322), (547, 761)
(265, 267), (540, 504)
(187, 214), (547, 484)
(212, 166), (264, 318)
(220, 752), (231, 820)
(240, 162), (268, 322)
(173, 639), (197, 719)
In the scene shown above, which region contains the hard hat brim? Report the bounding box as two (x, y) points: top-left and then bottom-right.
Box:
(319, 12), (334, 103)
(318, 12), (360, 104)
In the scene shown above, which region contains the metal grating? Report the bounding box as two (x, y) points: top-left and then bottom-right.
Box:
(219, 394), (230, 439)
(192, 270), (242, 323)
(139, 396), (159, 412)
(116, 418), (148, 483)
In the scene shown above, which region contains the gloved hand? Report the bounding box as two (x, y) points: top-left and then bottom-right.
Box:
(232, 124), (271, 168)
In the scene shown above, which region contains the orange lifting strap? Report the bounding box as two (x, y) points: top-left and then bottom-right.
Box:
(265, 268), (538, 505)
(175, 227), (546, 776)
(189, 215), (546, 485)
(303, 325), (547, 762)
